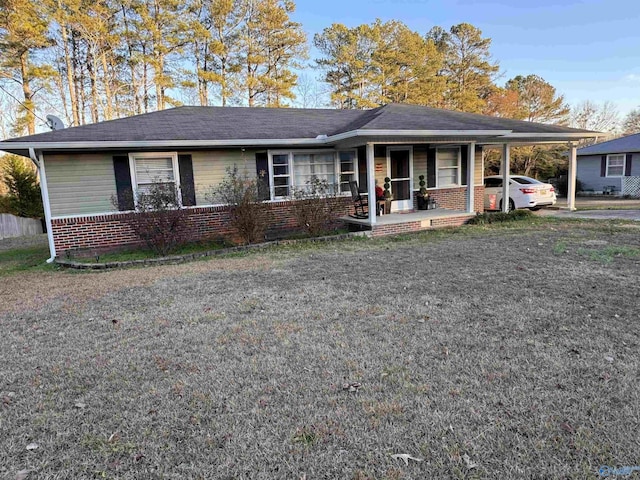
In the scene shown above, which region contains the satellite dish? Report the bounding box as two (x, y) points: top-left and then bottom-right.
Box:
(46, 115), (65, 130)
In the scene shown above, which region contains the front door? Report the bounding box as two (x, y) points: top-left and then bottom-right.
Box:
(388, 147), (413, 211)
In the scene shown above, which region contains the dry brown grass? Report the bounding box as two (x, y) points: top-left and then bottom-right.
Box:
(1, 221), (639, 479)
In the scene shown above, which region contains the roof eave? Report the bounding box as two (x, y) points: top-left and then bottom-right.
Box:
(1, 130), (601, 154)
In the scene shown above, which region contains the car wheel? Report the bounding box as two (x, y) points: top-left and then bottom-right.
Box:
(500, 198), (516, 212)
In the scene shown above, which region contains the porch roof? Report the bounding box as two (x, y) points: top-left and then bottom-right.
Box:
(1, 103), (599, 157)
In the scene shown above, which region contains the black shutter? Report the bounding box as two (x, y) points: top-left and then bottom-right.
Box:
(255, 151), (270, 201)
(625, 153), (632, 176)
(427, 147), (436, 188)
(460, 145), (468, 186)
(178, 154), (196, 206)
(113, 155), (134, 211)
(600, 155), (607, 177)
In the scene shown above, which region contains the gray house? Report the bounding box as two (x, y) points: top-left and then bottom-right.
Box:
(577, 133), (640, 196)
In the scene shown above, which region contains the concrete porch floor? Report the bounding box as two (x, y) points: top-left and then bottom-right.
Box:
(341, 208), (475, 232)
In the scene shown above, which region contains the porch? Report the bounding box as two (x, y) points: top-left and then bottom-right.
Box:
(341, 207), (476, 237)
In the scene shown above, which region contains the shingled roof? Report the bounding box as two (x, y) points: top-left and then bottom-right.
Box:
(1, 103), (598, 154)
(577, 132), (640, 155)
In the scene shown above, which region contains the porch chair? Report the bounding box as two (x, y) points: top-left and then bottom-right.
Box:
(349, 181), (369, 219)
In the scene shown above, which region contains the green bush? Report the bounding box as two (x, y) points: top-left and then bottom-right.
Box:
(0, 195), (11, 214)
(1, 155), (44, 218)
(468, 209), (533, 225)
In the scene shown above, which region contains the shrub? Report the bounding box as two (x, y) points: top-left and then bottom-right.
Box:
(211, 166), (269, 245)
(291, 178), (341, 237)
(1, 155), (44, 218)
(468, 209), (533, 225)
(112, 182), (190, 256)
(554, 175), (584, 197)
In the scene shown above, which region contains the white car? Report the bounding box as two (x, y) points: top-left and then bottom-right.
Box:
(484, 175), (556, 211)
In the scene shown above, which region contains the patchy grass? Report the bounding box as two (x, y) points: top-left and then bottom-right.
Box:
(1, 220), (640, 478)
(576, 245), (640, 263)
(0, 243), (52, 276)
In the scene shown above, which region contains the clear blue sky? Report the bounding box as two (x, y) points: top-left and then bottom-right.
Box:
(292, 0), (640, 116)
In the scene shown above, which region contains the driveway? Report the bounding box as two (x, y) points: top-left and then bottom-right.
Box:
(538, 208), (640, 221)
(543, 196), (640, 221)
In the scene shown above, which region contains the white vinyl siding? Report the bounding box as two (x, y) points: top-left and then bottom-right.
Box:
(45, 153), (117, 217)
(191, 150), (251, 206)
(606, 154), (625, 177)
(437, 148), (460, 188)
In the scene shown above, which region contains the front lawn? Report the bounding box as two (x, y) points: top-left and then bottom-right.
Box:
(1, 220), (639, 479)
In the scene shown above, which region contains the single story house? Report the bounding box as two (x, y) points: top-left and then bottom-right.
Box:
(576, 133), (640, 195)
(0, 103), (598, 261)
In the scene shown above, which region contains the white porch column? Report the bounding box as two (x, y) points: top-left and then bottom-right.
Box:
(366, 143), (376, 225)
(502, 143), (510, 213)
(466, 142), (476, 213)
(567, 142), (577, 211)
(36, 151), (57, 261)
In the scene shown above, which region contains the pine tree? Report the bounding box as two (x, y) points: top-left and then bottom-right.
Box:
(241, 0), (306, 107)
(0, 0), (53, 134)
(190, 0), (248, 106)
(435, 23), (499, 113)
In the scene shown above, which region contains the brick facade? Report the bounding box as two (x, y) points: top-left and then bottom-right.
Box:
(414, 186), (484, 212)
(370, 214), (475, 237)
(52, 198), (354, 255)
(50, 187), (484, 256)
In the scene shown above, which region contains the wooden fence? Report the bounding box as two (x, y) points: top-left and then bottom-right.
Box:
(0, 213), (43, 239)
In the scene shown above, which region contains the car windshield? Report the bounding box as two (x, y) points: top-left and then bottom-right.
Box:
(511, 176), (541, 185)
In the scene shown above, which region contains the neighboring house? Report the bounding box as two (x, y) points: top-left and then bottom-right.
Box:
(577, 133), (640, 195)
(0, 103), (597, 260)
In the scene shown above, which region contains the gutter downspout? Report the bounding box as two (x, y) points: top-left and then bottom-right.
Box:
(29, 148), (56, 263)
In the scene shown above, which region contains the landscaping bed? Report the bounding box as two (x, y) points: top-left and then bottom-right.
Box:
(1, 219), (639, 478)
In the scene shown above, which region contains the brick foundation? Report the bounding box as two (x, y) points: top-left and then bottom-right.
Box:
(370, 214), (475, 237)
(51, 198), (354, 256)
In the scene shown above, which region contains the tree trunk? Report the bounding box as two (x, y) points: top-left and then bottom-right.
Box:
(121, 4), (140, 114)
(58, 2), (80, 127)
(71, 34), (84, 125)
(19, 52), (35, 135)
(87, 48), (99, 123)
(101, 53), (113, 120)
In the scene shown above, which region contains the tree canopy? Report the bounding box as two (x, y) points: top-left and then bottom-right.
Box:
(0, 1), (626, 143)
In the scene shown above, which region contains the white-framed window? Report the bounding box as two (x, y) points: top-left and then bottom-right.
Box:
(129, 152), (180, 203)
(436, 147), (460, 188)
(339, 151), (357, 193)
(606, 154), (625, 177)
(268, 149), (357, 199)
